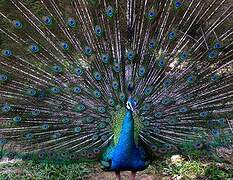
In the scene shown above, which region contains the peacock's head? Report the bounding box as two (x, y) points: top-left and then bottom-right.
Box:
(126, 98), (137, 112)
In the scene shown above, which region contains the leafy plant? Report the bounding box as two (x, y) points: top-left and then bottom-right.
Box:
(205, 165), (233, 180)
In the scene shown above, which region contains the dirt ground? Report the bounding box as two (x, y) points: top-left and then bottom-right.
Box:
(88, 171), (164, 180)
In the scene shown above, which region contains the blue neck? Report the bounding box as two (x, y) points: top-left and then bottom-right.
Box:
(117, 110), (135, 147)
(109, 109), (148, 171)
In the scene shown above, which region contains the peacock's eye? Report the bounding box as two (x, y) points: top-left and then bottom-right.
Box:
(133, 100), (137, 106)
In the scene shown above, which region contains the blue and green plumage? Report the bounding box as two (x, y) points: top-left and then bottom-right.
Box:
(0, 0), (233, 172)
(102, 109), (149, 171)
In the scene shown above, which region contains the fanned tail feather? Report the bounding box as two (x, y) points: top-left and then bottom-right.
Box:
(0, 0), (232, 162)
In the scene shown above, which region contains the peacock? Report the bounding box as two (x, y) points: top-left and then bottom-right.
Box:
(0, 0), (233, 179)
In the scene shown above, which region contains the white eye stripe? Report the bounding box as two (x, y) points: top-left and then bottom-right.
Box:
(126, 102), (130, 109)
(129, 103), (133, 110)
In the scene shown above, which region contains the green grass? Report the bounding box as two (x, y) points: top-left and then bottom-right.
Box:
(0, 154), (232, 179)
(0, 160), (96, 180)
(148, 157), (233, 180)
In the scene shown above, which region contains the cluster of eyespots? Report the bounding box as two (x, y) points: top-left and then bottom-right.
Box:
(12, 20), (22, 29)
(25, 133), (33, 140)
(161, 97), (172, 105)
(148, 40), (156, 49)
(74, 126), (82, 133)
(108, 98), (115, 106)
(127, 50), (135, 61)
(31, 109), (40, 117)
(13, 116), (22, 123)
(60, 42), (69, 51)
(179, 106), (188, 113)
(75, 103), (86, 113)
(0, 74), (8, 83)
(29, 44), (39, 53)
(119, 93), (126, 102)
(75, 67), (84, 76)
(95, 25), (103, 37)
(214, 42), (222, 49)
(52, 64), (63, 74)
(52, 132), (61, 139)
(93, 90), (101, 98)
(174, 1), (182, 8)
(154, 112), (163, 118)
(84, 46), (93, 57)
(2, 49), (12, 57)
(73, 86), (81, 94)
(106, 6), (114, 18)
(50, 87), (61, 94)
(208, 50), (219, 60)
(199, 111), (209, 118)
(163, 79), (172, 88)
(42, 16), (53, 26)
(144, 86), (153, 96)
(138, 66), (146, 77)
(168, 31), (176, 40)
(0, 138), (7, 145)
(67, 18), (76, 28)
(112, 80), (119, 90)
(186, 75), (195, 84)
(158, 58), (166, 68)
(179, 51), (188, 61)
(147, 10), (157, 21)
(101, 54), (110, 64)
(1, 103), (11, 113)
(94, 71), (102, 81)
(41, 124), (49, 130)
(211, 73), (220, 82)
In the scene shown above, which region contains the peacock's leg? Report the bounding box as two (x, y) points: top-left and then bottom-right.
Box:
(115, 171), (121, 180)
(131, 171), (136, 180)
